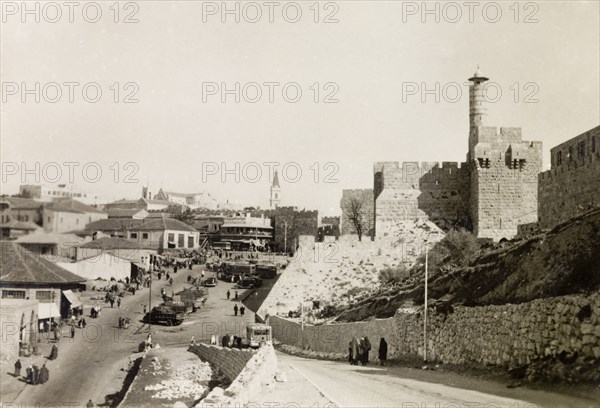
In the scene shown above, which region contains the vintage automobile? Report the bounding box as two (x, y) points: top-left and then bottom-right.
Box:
(203, 277), (218, 287)
(246, 323), (272, 349)
(256, 263), (278, 279)
(236, 278), (258, 289)
(143, 306), (185, 326)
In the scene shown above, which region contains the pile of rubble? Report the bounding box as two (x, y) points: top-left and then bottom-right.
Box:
(145, 360), (212, 400)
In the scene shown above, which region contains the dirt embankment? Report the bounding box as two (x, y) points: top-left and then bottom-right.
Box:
(337, 208), (600, 322)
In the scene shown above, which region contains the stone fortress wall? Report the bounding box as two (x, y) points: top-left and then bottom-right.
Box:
(373, 161), (471, 237)
(340, 70), (600, 242)
(469, 126), (543, 240)
(538, 126), (600, 229)
(269, 291), (600, 369)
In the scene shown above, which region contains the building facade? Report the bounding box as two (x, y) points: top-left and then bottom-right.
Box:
(43, 199), (107, 234)
(538, 125), (600, 229)
(19, 184), (101, 206)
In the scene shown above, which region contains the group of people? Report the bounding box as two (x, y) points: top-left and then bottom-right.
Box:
(118, 316), (130, 329)
(90, 306), (102, 318)
(226, 290), (239, 300)
(348, 337), (388, 366)
(233, 303), (245, 316)
(220, 333), (244, 348)
(14, 359), (50, 385)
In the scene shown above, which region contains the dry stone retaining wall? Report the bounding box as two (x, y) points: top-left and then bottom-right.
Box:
(270, 291), (600, 369)
(196, 344), (278, 408)
(188, 344), (255, 382)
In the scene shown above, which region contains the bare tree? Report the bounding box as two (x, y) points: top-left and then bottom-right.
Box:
(347, 197), (364, 241)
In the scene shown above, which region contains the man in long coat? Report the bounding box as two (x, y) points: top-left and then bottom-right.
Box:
(39, 364), (49, 384)
(350, 337), (360, 365)
(32, 364), (39, 385)
(49, 344), (58, 360)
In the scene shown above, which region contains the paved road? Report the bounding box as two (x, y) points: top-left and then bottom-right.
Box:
(276, 353), (596, 408)
(9, 264), (254, 407)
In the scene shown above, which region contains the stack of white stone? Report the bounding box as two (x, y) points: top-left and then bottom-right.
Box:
(146, 360), (212, 400)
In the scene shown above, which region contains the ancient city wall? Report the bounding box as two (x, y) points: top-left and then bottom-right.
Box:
(270, 290), (600, 368)
(469, 128), (543, 240)
(374, 162), (470, 236)
(538, 126), (600, 229)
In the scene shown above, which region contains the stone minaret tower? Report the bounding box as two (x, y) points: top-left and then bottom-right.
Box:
(269, 170), (281, 209)
(468, 67), (489, 156)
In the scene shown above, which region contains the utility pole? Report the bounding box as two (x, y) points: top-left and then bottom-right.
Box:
(148, 267), (152, 331)
(284, 221), (288, 254)
(424, 240), (428, 362)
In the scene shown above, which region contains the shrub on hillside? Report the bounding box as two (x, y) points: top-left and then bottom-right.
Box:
(378, 266), (410, 285)
(442, 228), (479, 267)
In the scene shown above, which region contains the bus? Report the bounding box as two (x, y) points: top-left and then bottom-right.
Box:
(246, 323), (272, 348)
(211, 242), (231, 250)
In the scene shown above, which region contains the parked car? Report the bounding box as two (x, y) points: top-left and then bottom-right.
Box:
(219, 272), (241, 283)
(203, 277), (218, 287)
(143, 306), (185, 326)
(241, 275), (263, 287)
(236, 278), (257, 289)
(256, 263), (277, 279)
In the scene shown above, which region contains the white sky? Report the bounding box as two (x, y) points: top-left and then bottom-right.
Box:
(1, 0), (599, 215)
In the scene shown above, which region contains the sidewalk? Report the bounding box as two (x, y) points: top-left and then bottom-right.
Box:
(249, 357), (331, 407)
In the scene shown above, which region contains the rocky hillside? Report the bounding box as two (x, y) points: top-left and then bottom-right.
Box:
(257, 219), (444, 320)
(336, 208), (600, 322)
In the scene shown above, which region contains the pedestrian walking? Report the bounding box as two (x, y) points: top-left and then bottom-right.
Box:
(235, 291), (239, 300)
(349, 337), (359, 365)
(14, 359), (21, 377)
(240, 305), (245, 316)
(52, 324), (58, 342)
(82, 318), (87, 328)
(143, 304), (147, 314)
(378, 337), (388, 366)
(26, 365), (33, 384)
(361, 336), (371, 365)
(110, 298), (115, 308)
(70, 325), (75, 339)
(233, 304), (238, 316)
(226, 290), (230, 300)
(39, 364), (49, 384)
(166, 272), (170, 281)
(32, 364), (39, 385)
(117, 298), (121, 308)
(210, 335), (217, 345)
(190, 336), (196, 347)
(169, 277), (173, 286)
(49, 344), (58, 360)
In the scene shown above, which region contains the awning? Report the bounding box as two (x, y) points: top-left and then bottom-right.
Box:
(62, 290), (82, 308)
(38, 303), (61, 319)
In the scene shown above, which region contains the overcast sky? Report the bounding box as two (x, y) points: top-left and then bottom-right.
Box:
(1, 0), (599, 215)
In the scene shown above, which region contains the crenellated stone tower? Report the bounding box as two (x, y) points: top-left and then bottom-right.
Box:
(366, 68), (543, 242)
(467, 68), (543, 240)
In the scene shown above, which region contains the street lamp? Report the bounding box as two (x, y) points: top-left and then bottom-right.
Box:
(423, 232), (439, 363)
(424, 237), (429, 362)
(283, 221), (288, 254)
